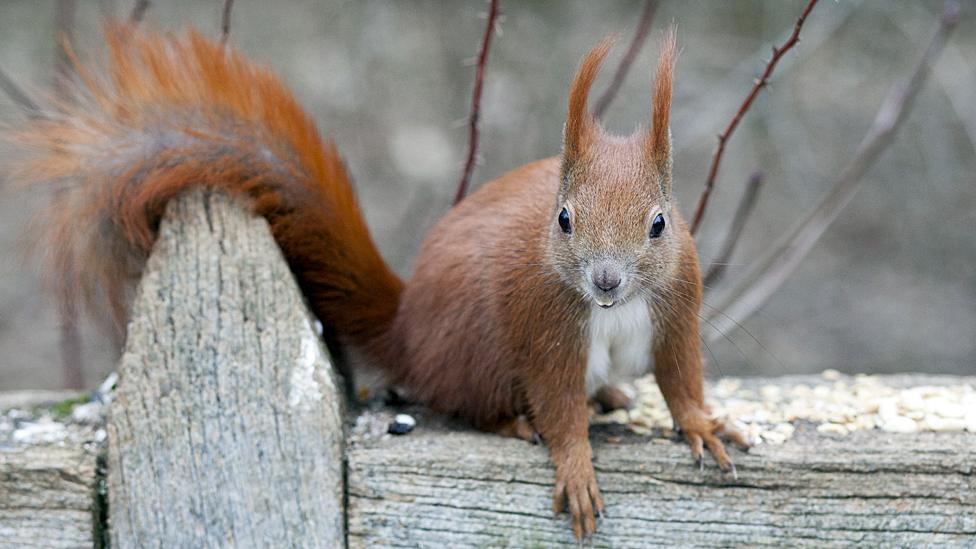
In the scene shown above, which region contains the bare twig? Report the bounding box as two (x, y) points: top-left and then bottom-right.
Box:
(705, 1), (961, 343)
(690, 0), (820, 235)
(703, 171), (764, 287)
(54, 0), (75, 100)
(58, 301), (85, 389)
(220, 0), (235, 45)
(592, 0), (658, 118)
(887, 1), (976, 155)
(682, 1), (858, 149)
(98, 0), (117, 18)
(453, 0), (501, 206)
(54, 0), (85, 390)
(0, 67), (40, 113)
(130, 0), (150, 24)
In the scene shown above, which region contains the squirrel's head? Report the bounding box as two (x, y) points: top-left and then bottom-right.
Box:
(549, 30), (679, 309)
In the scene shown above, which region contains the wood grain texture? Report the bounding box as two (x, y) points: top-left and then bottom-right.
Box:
(348, 376), (976, 548)
(3, 187), (973, 547)
(3, 377), (974, 548)
(0, 445), (97, 549)
(106, 191), (345, 548)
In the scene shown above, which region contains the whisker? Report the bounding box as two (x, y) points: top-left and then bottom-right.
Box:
(699, 331), (723, 378)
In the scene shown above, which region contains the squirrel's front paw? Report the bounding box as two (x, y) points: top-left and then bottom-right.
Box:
(553, 462), (604, 539)
(676, 408), (750, 475)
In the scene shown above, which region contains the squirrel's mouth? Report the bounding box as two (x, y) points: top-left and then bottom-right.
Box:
(592, 292), (616, 308)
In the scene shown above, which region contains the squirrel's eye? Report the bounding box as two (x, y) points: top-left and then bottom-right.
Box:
(558, 207), (572, 234)
(649, 213), (666, 238)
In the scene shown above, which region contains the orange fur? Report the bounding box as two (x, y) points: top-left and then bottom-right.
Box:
(10, 25), (744, 541)
(563, 37), (613, 163)
(647, 27), (675, 165)
(13, 24), (401, 355)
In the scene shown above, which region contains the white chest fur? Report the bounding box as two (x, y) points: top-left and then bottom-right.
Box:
(585, 299), (654, 396)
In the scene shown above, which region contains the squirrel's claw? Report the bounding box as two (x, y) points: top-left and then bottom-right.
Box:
(678, 411), (749, 475)
(721, 425), (752, 452)
(492, 415), (541, 445)
(553, 466), (604, 541)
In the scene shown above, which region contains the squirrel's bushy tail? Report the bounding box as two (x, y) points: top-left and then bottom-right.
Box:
(11, 25), (402, 356)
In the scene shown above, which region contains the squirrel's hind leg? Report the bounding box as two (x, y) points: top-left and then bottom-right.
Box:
(592, 384), (634, 413)
(490, 414), (542, 445)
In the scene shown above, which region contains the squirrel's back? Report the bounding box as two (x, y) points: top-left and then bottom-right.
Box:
(392, 157), (587, 425)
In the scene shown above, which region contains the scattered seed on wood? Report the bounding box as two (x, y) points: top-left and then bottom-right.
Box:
(593, 370), (976, 444)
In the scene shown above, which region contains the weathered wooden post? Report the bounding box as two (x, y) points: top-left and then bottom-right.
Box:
(105, 190), (345, 547)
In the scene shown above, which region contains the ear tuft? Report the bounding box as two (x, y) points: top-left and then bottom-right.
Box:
(564, 37), (614, 162)
(648, 26), (676, 166)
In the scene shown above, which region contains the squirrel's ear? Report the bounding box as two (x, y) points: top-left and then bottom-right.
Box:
(563, 37), (613, 166)
(646, 27), (676, 193)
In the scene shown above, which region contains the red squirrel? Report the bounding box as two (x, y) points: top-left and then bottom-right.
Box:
(12, 25), (747, 539)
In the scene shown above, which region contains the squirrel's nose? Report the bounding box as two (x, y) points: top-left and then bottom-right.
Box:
(592, 267), (621, 292)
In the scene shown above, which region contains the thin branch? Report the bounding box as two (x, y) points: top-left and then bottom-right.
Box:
(55, 0), (76, 101)
(592, 0), (658, 118)
(682, 1), (856, 149)
(58, 301), (85, 389)
(220, 0), (235, 45)
(55, 0), (85, 390)
(705, 0), (961, 343)
(0, 66), (40, 113)
(129, 0), (150, 24)
(702, 171), (764, 288)
(98, 0), (117, 18)
(690, 0), (820, 235)
(453, 0), (501, 206)
(885, 1), (976, 156)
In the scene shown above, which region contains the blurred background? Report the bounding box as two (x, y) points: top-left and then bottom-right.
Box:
(0, 0), (973, 390)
